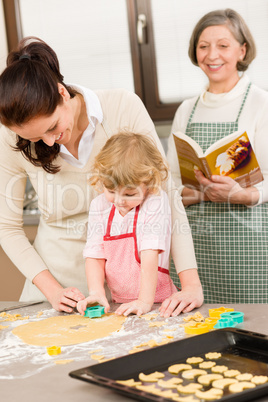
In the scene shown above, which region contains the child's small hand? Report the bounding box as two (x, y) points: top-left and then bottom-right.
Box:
(77, 293), (110, 315)
(115, 300), (152, 316)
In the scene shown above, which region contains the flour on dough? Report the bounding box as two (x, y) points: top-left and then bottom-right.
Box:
(12, 313), (126, 346)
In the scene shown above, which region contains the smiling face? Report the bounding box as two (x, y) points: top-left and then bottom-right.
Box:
(8, 84), (74, 147)
(196, 24), (246, 93)
(103, 184), (148, 217)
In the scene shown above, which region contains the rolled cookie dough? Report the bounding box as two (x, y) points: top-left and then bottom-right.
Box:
(12, 313), (126, 346)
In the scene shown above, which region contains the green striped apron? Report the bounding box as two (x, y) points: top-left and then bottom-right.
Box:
(182, 83), (268, 303)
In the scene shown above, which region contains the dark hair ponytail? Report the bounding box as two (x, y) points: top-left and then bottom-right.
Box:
(0, 37), (78, 173)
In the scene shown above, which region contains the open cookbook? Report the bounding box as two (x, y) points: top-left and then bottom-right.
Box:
(173, 130), (263, 189)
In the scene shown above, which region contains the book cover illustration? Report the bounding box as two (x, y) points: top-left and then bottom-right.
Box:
(173, 131), (263, 189)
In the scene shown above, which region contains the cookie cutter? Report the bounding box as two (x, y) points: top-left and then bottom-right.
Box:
(47, 346), (61, 355)
(204, 317), (219, 329)
(84, 305), (105, 318)
(220, 311), (244, 324)
(184, 322), (210, 335)
(209, 307), (234, 318)
(214, 317), (237, 329)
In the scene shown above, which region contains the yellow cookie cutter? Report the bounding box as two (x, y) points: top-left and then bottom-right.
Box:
(184, 322), (210, 335)
(204, 317), (219, 329)
(209, 307), (234, 318)
(47, 346), (61, 356)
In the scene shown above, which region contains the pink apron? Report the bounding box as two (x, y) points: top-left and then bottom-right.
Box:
(103, 204), (177, 303)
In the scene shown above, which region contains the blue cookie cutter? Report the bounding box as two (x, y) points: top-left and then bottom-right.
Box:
(220, 311), (244, 324)
(214, 317), (237, 329)
(84, 305), (105, 318)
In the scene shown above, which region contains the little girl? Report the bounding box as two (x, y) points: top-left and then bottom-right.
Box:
(77, 132), (177, 316)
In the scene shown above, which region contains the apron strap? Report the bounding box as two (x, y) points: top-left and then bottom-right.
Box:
(186, 82), (252, 130)
(186, 97), (199, 130)
(104, 204), (140, 238)
(132, 205), (140, 234)
(105, 204), (116, 237)
(236, 83), (251, 122)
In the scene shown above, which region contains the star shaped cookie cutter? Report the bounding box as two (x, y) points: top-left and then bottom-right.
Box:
(84, 305), (105, 318)
(209, 306), (234, 318)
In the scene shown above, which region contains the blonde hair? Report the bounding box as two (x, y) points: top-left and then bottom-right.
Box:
(188, 8), (256, 72)
(90, 132), (168, 194)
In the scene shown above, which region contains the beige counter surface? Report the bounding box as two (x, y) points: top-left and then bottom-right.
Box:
(1, 302), (268, 402)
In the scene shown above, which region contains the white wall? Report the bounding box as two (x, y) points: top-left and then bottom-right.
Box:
(0, 0), (8, 73)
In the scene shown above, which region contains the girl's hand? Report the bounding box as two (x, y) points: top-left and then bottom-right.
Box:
(115, 300), (152, 316)
(159, 284), (203, 317)
(49, 287), (85, 313)
(195, 170), (242, 203)
(77, 293), (110, 315)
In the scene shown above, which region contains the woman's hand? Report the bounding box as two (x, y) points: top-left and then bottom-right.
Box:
(194, 170), (259, 205)
(159, 268), (204, 317)
(159, 285), (203, 317)
(195, 170), (240, 203)
(33, 270), (85, 313)
(49, 287), (85, 313)
(77, 293), (110, 315)
(115, 300), (152, 316)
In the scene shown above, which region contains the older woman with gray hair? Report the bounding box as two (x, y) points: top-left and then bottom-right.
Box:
(167, 8), (268, 304)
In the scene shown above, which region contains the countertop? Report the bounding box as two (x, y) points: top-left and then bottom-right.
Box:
(1, 302), (268, 402)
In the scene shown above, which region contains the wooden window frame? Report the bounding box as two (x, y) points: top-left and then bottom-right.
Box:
(126, 0), (180, 121)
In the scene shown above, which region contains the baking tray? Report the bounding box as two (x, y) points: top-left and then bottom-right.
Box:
(69, 328), (268, 401)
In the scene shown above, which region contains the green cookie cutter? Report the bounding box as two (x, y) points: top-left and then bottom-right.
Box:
(220, 311), (244, 324)
(214, 317), (237, 329)
(84, 305), (105, 318)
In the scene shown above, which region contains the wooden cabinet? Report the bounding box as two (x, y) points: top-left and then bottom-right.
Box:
(0, 225), (37, 301)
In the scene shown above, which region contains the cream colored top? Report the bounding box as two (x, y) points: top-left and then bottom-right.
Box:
(0, 88), (197, 301)
(167, 74), (268, 205)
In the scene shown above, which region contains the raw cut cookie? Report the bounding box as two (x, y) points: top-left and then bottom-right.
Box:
(136, 384), (158, 394)
(182, 369), (207, 379)
(116, 379), (142, 386)
(197, 373), (223, 385)
(0, 312), (29, 322)
(205, 352), (222, 359)
(183, 311), (204, 322)
(229, 381), (256, 393)
(157, 378), (183, 388)
(168, 364), (192, 374)
(195, 388), (223, 400)
(148, 321), (165, 328)
(128, 346), (144, 354)
(54, 359), (73, 365)
(139, 371), (165, 382)
(224, 369), (241, 378)
(212, 365), (228, 373)
(186, 357), (204, 364)
(173, 397), (198, 402)
(141, 313), (158, 320)
(212, 378), (238, 389)
(12, 313), (126, 346)
(199, 361), (216, 369)
(251, 375), (268, 385)
(177, 383), (203, 394)
(91, 354), (105, 361)
(155, 389), (177, 398)
(236, 373), (253, 381)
